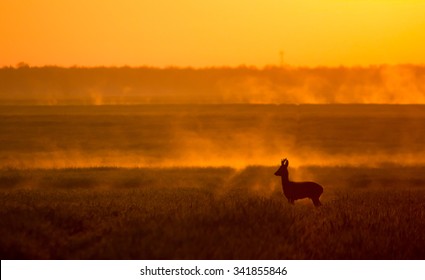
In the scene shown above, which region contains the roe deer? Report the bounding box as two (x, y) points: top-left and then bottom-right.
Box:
(274, 158), (323, 207)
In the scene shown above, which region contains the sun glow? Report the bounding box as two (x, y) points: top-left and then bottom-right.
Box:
(1, 0), (425, 67)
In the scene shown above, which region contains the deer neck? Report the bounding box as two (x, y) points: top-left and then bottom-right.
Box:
(281, 175), (290, 187)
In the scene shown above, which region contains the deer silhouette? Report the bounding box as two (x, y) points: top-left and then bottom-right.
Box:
(274, 158), (323, 207)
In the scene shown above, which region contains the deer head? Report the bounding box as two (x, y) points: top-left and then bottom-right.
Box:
(274, 158), (289, 177)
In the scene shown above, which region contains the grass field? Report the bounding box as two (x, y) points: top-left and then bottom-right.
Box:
(1, 104), (425, 259)
(1, 104), (425, 168)
(1, 166), (425, 259)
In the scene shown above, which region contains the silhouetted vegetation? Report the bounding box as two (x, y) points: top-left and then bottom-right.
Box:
(1, 166), (425, 259)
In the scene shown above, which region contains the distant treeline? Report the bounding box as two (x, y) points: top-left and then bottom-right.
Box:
(1, 65), (425, 104)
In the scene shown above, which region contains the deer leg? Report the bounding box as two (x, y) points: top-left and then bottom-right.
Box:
(312, 198), (322, 207)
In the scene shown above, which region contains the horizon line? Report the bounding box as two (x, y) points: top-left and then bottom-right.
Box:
(3, 62), (425, 70)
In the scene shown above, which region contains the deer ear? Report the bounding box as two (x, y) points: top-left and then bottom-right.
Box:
(283, 158), (288, 166)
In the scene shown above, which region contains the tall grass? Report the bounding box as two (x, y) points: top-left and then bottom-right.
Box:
(1, 166), (425, 259)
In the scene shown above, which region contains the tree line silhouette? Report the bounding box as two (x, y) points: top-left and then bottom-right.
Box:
(1, 65), (424, 105)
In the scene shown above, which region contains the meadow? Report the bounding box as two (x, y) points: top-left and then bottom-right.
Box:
(1, 104), (425, 259)
(1, 166), (425, 259)
(2, 104), (425, 168)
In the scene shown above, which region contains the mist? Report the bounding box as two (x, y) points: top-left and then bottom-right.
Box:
(1, 65), (425, 105)
(1, 104), (425, 169)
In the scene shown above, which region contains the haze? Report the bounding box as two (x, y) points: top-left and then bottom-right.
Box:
(1, 0), (425, 67)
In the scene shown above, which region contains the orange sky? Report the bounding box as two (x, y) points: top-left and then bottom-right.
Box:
(1, 0), (425, 67)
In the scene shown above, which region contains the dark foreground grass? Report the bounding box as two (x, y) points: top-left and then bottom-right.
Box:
(1, 166), (425, 259)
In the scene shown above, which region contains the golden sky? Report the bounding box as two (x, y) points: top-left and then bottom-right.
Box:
(1, 0), (425, 67)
